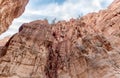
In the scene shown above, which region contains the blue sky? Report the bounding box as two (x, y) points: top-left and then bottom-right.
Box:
(0, 0), (113, 39)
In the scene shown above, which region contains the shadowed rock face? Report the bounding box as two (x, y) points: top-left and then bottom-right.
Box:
(1, 0), (120, 78)
(0, 0), (29, 34)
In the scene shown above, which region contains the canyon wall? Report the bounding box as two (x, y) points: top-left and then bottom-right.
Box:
(0, 0), (120, 78)
(0, 0), (28, 34)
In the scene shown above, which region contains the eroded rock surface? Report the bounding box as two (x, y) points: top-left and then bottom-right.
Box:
(0, 36), (10, 46)
(0, 0), (120, 78)
(0, 0), (29, 34)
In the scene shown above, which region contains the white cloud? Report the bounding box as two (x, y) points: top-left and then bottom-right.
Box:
(0, 0), (114, 39)
(22, 0), (113, 20)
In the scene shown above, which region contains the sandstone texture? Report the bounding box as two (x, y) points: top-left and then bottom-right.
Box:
(0, 0), (120, 78)
(0, 36), (10, 46)
(0, 0), (29, 34)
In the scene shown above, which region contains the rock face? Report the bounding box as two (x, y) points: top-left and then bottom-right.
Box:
(0, 0), (29, 34)
(0, 36), (10, 46)
(1, 0), (120, 78)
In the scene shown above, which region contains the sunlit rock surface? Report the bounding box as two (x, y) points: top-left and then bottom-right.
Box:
(0, 0), (120, 78)
(0, 0), (28, 34)
(0, 36), (10, 46)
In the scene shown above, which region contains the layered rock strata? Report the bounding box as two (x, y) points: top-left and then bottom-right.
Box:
(0, 0), (120, 78)
(0, 0), (29, 34)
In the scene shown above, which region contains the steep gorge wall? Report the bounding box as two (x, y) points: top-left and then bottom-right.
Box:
(0, 0), (120, 78)
(0, 0), (28, 34)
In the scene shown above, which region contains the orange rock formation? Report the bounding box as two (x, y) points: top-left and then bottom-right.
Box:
(0, 0), (120, 78)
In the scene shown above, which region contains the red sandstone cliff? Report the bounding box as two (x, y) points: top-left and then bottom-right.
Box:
(0, 36), (10, 46)
(0, 0), (28, 34)
(0, 0), (120, 78)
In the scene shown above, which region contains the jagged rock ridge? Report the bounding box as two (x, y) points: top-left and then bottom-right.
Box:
(0, 0), (29, 34)
(0, 0), (120, 78)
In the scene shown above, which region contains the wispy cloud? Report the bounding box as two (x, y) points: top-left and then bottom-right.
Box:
(24, 0), (113, 21)
(0, 0), (113, 39)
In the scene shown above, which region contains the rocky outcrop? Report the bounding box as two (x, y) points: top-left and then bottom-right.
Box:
(0, 36), (10, 46)
(0, 0), (29, 34)
(0, 0), (120, 78)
